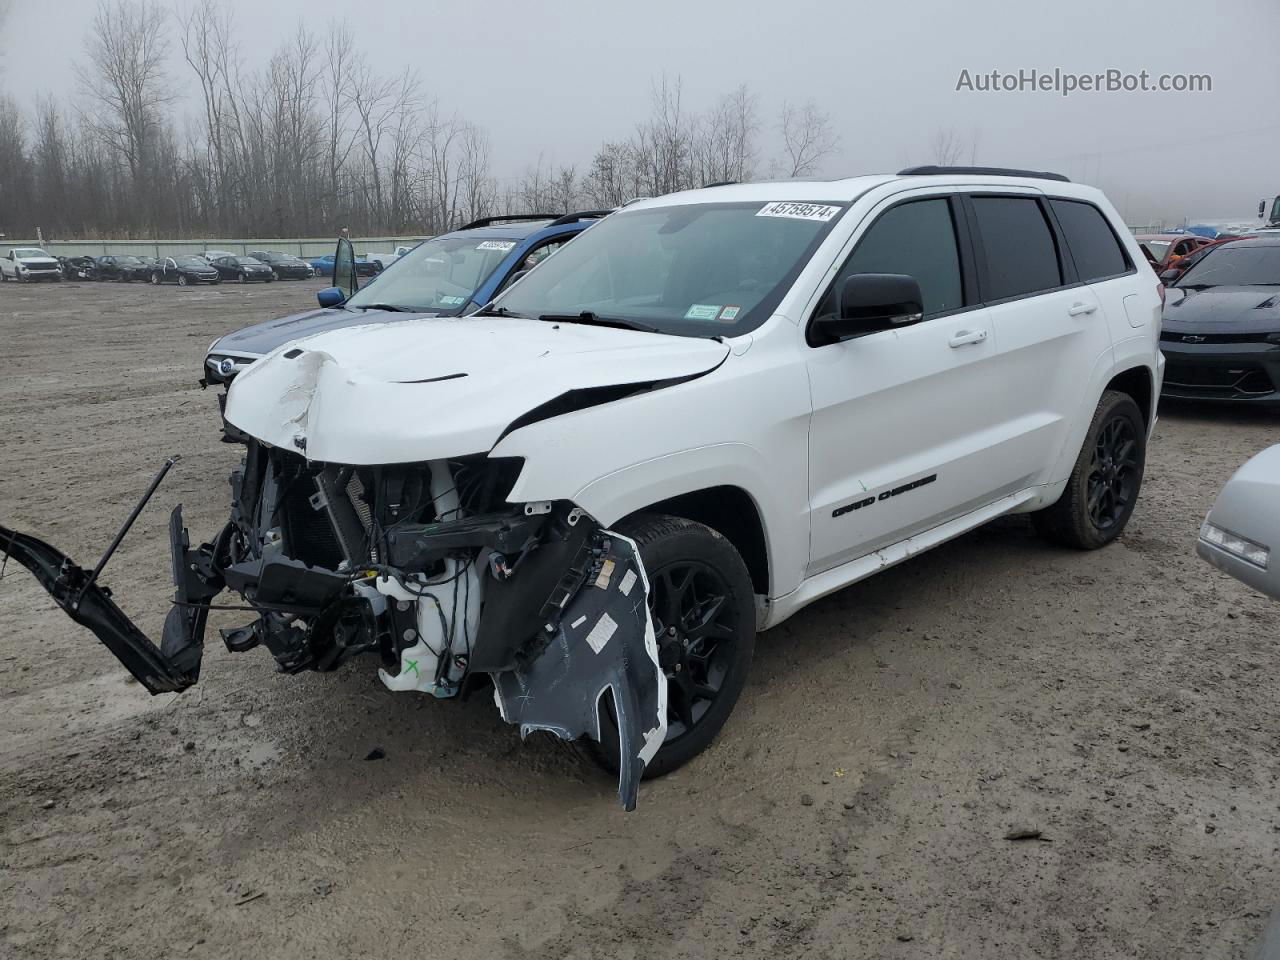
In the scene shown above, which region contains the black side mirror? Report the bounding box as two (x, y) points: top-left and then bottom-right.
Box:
(1260, 200), (1267, 218)
(496, 268), (531, 295)
(812, 274), (925, 343)
(334, 237), (358, 298)
(1159, 268), (1181, 285)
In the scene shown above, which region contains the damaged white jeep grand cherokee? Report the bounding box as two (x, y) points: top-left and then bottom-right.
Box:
(2, 167), (1164, 810)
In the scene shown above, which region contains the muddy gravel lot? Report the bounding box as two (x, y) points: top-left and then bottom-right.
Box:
(2, 279), (1279, 959)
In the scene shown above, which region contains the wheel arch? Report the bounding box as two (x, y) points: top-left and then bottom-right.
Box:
(623, 485), (770, 596)
(1104, 363), (1154, 430)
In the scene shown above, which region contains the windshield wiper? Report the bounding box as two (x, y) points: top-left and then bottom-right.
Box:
(538, 312), (658, 333)
(474, 305), (529, 319)
(1177, 283), (1216, 290)
(357, 303), (409, 312)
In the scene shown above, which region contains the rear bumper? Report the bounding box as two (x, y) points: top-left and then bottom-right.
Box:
(1159, 340), (1280, 405)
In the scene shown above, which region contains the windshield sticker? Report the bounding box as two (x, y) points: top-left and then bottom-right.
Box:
(718, 305), (741, 322)
(439, 295), (467, 306)
(685, 303), (722, 321)
(476, 240), (516, 252)
(756, 201), (841, 222)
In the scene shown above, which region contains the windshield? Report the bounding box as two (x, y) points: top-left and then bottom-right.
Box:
(494, 200), (846, 336)
(118, 256), (142, 264)
(345, 235), (520, 314)
(236, 257), (262, 265)
(176, 257), (208, 268)
(1176, 243), (1280, 288)
(15, 248), (50, 258)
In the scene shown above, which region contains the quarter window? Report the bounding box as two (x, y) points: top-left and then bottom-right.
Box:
(1050, 199), (1130, 282)
(817, 198), (964, 319)
(970, 196), (1062, 300)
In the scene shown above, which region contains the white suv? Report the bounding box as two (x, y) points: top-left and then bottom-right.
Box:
(2, 167), (1164, 810)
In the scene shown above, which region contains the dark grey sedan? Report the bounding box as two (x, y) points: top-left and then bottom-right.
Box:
(210, 255), (275, 282)
(1160, 236), (1280, 406)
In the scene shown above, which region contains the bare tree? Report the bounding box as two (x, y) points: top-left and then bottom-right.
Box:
(76, 0), (173, 183)
(930, 127), (966, 166)
(779, 99), (837, 177)
(694, 84), (758, 185)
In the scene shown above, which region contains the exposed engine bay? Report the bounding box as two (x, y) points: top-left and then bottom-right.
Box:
(0, 442), (667, 810)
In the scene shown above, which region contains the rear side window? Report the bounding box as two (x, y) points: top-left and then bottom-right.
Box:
(970, 196), (1062, 301)
(818, 198), (964, 318)
(1051, 200), (1130, 282)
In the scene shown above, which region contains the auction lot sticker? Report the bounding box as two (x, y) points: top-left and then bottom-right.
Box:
(756, 201), (841, 221)
(685, 304), (722, 320)
(476, 240), (517, 252)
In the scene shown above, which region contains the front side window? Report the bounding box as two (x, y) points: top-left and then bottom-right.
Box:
(815, 197), (963, 319)
(971, 196), (1062, 301)
(1050, 199), (1130, 282)
(495, 201), (846, 336)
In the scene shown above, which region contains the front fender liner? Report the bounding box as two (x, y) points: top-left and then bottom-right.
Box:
(492, 530), (667, 811)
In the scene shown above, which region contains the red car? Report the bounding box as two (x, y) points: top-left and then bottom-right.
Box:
(1134, 233), (1216, 272)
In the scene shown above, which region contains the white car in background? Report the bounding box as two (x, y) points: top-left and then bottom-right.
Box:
(366, 244), (417, 271)
(1, 246), (62, 281)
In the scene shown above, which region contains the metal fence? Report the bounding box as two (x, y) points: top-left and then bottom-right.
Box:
(1, 236), (431, 258)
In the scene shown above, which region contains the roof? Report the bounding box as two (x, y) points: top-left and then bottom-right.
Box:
(624, 172), (1105, 212)
(1216, 235), (1280, 248)
(437, 219), (558, 242)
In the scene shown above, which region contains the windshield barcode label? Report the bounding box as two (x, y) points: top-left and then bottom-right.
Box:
(756, 202), (841, 222)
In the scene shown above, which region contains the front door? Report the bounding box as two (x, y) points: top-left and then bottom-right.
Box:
(805, 194), (1009, 576)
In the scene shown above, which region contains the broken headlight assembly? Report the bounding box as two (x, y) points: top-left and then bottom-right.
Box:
(0, 448), (666, 810)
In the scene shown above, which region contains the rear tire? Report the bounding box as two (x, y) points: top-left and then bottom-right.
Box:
(590, 514), (756, 780)
(1032, 390), (1146, 549)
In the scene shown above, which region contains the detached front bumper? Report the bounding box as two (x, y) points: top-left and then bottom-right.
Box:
(1160, 337), (1280, 405)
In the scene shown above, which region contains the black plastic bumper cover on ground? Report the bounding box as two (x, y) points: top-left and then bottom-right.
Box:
(0, 507), (220, 694)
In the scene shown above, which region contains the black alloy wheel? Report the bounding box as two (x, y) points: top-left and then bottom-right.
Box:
(1087, 415), (1139, 531)
(650, 559), (740, 740)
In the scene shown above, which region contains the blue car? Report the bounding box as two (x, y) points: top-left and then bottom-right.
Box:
(308, 252), (381, 278)
(204, 211), (610, 385)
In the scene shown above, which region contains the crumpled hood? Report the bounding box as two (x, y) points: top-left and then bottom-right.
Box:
(223, 316), (730, 464)
(1163, 285), (1280, 334)
(209, 307), (441, 358)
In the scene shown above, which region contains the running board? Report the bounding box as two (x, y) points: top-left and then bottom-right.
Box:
(0, 507), (222, 694)
(765, 489), (1038, 629)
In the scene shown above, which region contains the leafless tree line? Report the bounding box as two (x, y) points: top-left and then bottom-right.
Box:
(0, 0), (840, 240)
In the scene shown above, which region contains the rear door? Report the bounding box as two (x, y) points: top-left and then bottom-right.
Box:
(805, 192), (1010, 575)
(962, 192), (1114, 487)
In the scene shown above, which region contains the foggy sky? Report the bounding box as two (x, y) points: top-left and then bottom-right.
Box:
(4, 0), (1278, 225)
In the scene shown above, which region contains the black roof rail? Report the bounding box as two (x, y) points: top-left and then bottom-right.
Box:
(897, 165), (1071, 183)
(546, 209), (614, 227)
(459, 213), (563, 230)
(703, 180), (738, 188)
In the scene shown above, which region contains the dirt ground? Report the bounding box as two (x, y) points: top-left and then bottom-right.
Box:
(2, 279), (1279, 959)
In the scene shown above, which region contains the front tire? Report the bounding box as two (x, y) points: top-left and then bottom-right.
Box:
(1032, 390), (1146, 549)
(178, 274), (188, 287)
(591, 514), (756, 780)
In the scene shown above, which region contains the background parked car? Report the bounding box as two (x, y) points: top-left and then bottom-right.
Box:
(1160, 235), (1280, 405)
(57, 255), (95, 280)
(94, 254), (151, 282)
(0, 246), (61, 281)
(149, 256), (221, 286)
(201, 249), (237, 262)
(308, 252), (380, 278)
(1135, 233), (1215, 271)
(209, 255), (275, 282)
(366, 244), (417, 271)
(247, 250), (314, 280)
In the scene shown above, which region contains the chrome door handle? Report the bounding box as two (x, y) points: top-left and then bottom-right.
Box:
(949, 329), (988, 348)
(1068, 302), (1098, 317)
